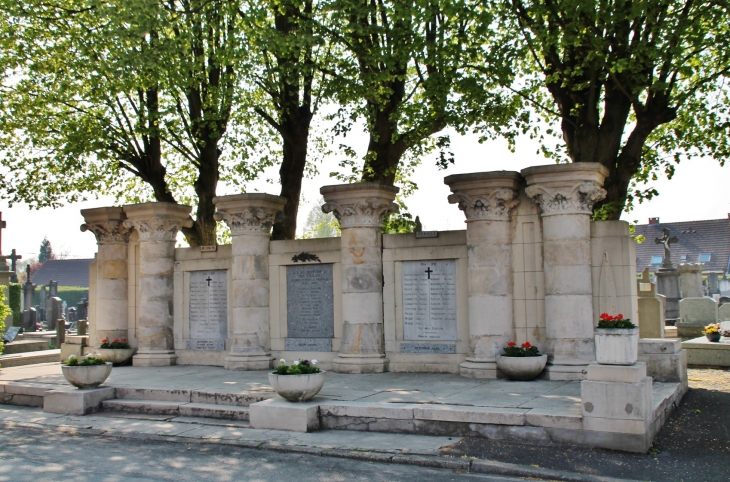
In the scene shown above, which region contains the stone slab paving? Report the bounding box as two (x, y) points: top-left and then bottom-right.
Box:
(0, 363), (583, 411)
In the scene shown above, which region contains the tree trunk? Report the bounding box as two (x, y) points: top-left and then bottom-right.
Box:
(361, 104), (408, 186)
(187, 142), (220, 247)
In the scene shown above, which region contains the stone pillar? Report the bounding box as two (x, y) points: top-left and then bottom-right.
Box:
(678, 263), (704, 298)
(523, 163), (608, 379)
(321, 183), (399, 373)
(123, 202), (193, 367)
(214, 193), (287, 370)
(22, 280), (35, 312)
(444, 172), (522, 378)
(49, 296), (63, 331)
(80, 207), (134, 347)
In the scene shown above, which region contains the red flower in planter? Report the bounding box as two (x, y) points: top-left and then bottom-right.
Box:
(507, 341), (516, 347)
(521, 342), (532, 348)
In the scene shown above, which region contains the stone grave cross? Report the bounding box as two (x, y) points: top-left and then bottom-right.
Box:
(655, 228), (678, 269)
(7, 249), (21, 282)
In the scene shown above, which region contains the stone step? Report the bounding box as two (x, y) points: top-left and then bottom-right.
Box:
(0, 349), (60, 368)
(2, 340), (51, 355)
(102, 399), (183, 416)
(179, 403), (249, 421)
(112, 387), (273, 407)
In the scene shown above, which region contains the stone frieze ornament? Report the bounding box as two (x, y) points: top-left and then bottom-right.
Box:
(525, 181), (606, 215)
(214, 207), (279, 235)
(122, 216), (193, 241)
(321, 198), (399, 229)
(80, 219), (134, 244)
(447, 188), (520, 222)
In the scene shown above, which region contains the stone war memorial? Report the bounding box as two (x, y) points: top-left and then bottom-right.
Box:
(15, 163), (686, 454)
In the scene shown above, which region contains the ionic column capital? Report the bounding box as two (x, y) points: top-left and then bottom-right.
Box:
(321, 183), (399, 229)
(80, 207), (134, 244)
(122, 203), (193, 242)
(444, 171), (522, 222)
(213, 193), (287, 236)
(522, 163), (608, 216)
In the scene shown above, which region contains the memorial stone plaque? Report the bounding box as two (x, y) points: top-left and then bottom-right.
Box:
(287, 264), (334, 350)
(402, 260), (457, 341)
(400, 342), (456, 354)
(188, 270), (228, 350)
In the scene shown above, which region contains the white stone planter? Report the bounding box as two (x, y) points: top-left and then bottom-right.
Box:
(98, 348), (134, 365)
(61, 363), (113, 389)
(595, 328), (639, 365)
(268, 371), (326, 402)
(496, 355), (548, 381)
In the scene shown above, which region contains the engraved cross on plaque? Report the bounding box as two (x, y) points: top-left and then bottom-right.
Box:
(206, 276), (212, 286)
(655, 228), (678, 269)
(425, 267), (433, 279)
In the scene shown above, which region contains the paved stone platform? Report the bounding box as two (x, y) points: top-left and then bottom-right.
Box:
(683, 336), (730, 367)
(0, 363), (684, 453)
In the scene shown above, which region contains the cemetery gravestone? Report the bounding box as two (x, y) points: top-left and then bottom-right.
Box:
(77, 298), (88, 320)
(187, 270), (228, 351)
(401, 260), (457, 353)
(637, 268), (665, 339)
(48, 296), (62, 331)
(3, 326), (20, 343)
(286, 264), (334, 351)
(677, 297), (718, 339)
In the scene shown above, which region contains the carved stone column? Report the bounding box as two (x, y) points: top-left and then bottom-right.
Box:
(80, 207), (134, 347)
(444, 172), (521, 378)
(523, 163), (608, 380)
(321, 183), (399, 373)
(123, 202), (193, 367)
(214, 193), (287, 370)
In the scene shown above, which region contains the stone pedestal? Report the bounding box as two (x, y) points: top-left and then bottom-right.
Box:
(523, 163), (608, 380)
(581, 362), (654, 452)
(322, 183), (399, 373)
(444, 171), (521, 378)
(678, 263), (705, 298)
(214, 193), (287, 370)
(123, 202), (193, 367)
(81, 207), (134, 347)
(656, 268), (680, 321)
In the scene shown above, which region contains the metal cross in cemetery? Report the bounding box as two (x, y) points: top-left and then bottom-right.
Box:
(425, 267), (433, 279)
(655, 228), (679, 269)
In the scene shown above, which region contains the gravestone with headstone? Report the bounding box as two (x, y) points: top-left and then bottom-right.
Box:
(48, 296), (63, 331)
(44, 281), (58, 325)
(636, 268), (665, 338)
(39, 286), (47, 320)
(76, 297), (88, 320)
(677, 297), (718, 339)
(67, 307), (77, 322)
(48, 280), (58, 297)
(719, 303), (730, 322)
(400, 260), (458, 354)
(186, 270), (228, 351)
(3, 326), (20, 343)
(23, 307), (37, 332)
(654, 228), (681, 323)
(22, 265), (35, 311)
(286, 264), (334, 351)
(77, 318), (87, 336)
(678, 263), (704, 298)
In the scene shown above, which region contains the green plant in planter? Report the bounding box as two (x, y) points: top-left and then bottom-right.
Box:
(64, 354), (106, 366)
(502, 341), (540, 357)
(598, 313), (636, 329)
(100, 338), (131, 349)
(275, 359), (321, 375)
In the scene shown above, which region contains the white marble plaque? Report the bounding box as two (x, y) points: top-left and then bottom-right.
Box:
(402, 260), (457, 341)
(189, 270), (228, 348)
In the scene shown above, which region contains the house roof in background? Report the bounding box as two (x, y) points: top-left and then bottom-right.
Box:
(633, 218), (730, 274)
(30, 259), (93, 287)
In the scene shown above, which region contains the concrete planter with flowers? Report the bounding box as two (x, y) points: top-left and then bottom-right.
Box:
(98, 337), (134, 365)
(269, 359), (326, 402)
(595, 313), (639, 365)
(495, 341), (547, 381)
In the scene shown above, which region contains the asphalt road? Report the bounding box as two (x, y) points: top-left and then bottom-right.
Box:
(0, 427), (520, 482)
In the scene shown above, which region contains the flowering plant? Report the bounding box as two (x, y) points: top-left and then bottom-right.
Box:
(502, 341), (541, 357)
(274, 359), (321, 375)
(598, 313), (636, 329)
(100, 338), (131, 349)
(64, 354), (107, 366)
(703, 323), (720, 335)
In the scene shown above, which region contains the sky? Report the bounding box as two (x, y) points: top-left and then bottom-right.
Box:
(2, 128), (729, 262)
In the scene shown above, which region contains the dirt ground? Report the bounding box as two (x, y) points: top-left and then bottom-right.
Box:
(442, 368), (730, 482)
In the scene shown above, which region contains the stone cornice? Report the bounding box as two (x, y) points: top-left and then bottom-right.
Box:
(80, 219), (134, 244)
(322, 198), (399, 229)
(214, 207), (279, 235)
(122, 216), (193, 241)
(525, 181), (606, 216)
(447, 188), (520, 222)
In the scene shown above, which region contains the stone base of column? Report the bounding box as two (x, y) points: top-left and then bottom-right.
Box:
(133, 350), (177, 367)
(541, 364), (589, 381)
(332, 354), (388, 374)
(459, 361), (498, 379)
(224, 355), (274, 371)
